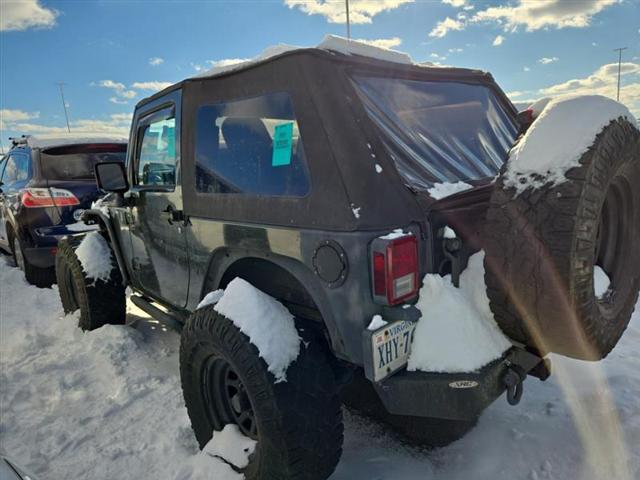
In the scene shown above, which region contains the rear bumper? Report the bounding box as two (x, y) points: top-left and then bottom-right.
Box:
(22, 223), (97, 268)
(371, 348), (545, 421)
(23, 246), (56, 268)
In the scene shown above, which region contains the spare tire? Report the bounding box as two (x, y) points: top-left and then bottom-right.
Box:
(484, 118), (640, 360)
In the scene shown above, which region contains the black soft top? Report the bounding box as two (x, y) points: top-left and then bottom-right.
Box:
(135, 48), (516, 232)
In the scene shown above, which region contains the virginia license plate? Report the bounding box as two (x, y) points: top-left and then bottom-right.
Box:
(371, 320), (416, 382)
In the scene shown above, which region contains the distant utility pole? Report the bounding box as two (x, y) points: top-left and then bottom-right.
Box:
(613, 47), (628, 102)
(345, 0), (351, 40)
(56, 82), (71, 132)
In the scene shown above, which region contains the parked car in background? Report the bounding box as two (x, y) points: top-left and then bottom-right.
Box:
(0, 134), (127, 287)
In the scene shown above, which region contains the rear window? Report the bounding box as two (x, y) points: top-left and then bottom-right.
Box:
(40, 144), (126, 181)
(351, 75), (518, 190)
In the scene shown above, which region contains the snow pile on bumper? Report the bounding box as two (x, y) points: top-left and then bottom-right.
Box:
(408, 251), (511, 373)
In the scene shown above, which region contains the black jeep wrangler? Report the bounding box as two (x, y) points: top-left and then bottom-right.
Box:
(54, 44), (639, 480)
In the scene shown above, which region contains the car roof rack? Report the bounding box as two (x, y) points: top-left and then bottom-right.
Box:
(8, 135), (30, 147)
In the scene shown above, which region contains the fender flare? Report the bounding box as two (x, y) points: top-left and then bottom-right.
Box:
(201, 247), (345, 357)
(81, 209), (130, 286)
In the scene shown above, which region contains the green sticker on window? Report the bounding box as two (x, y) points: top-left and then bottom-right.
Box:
(272, 122), (294, 167)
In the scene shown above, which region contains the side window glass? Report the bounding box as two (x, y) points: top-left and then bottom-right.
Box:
(136, 111), (176, 188)
(2, 156), (18, 184)
(195, 92), (310, 197)
(15, 154), (30, 181)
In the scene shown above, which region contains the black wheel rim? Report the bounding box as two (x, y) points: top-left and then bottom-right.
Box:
(595, 175), (633, 315)
(202, 355), (258, 440)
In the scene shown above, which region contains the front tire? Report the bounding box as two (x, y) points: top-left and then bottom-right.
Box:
(180, 306), (343, 480)
(55, 238), (126, 331)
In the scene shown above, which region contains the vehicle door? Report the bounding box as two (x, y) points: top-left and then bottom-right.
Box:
(126, 91), (190, 308)
(0, 154), (7, 247)
(0, 151), (31, 244)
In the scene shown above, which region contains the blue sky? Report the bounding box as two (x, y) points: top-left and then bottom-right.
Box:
(1, 0), (639, 151)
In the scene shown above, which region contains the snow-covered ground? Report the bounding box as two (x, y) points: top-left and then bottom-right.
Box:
(1, 255), (638, 480)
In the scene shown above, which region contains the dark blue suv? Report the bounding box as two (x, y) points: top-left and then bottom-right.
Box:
(0, 134), (127, 286)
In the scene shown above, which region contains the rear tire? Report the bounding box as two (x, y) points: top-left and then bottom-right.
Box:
(55, 238), (126, 331)
(180, 306), (343, 480)
(10, 231), (55, 288)
(484, 118), (640, 360)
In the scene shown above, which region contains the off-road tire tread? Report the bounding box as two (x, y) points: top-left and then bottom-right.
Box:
(484, 118), (640, 359)
(180, 306), (343, 480)
(55, 238), (126, 331)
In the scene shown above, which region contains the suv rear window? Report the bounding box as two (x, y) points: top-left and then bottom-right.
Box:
(195, 92), (310, 197)
(40, 144), (126, 181)
(351, 75), (518, 190)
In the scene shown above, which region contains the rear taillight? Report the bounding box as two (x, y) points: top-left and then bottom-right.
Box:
(371, 234), (419, 305)
(21, 188), (80, 208)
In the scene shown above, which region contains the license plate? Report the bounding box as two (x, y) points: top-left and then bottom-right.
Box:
(371, 320), (416, 382)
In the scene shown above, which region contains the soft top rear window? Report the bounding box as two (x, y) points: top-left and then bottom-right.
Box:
(40, 143), (126, 181)
(351, 75), (518, 190)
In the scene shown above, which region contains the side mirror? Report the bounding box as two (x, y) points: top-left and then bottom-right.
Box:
(95, 162), (129, 193)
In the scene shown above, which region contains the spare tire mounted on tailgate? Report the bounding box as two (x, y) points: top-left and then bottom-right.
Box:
(485, 99), (640, 361)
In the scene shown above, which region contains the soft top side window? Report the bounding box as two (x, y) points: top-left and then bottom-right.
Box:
(195, 92), (310, 197)
(135, 107), (177, 188)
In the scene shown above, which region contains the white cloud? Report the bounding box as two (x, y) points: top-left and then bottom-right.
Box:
(149, 57), (164, 66)
(0, 0), (58, 31)
(473, 0), (619, 32)
(538, 56), (559, 64)
(109, 97), (129, 105)
(514, 62), (640, 118)
(448, 47), (463, 53)
(2, 113), (132, 136)
(353, 37), (402, 49)
(429, 17), (464, 38)
(493, 35), (504, 46)
(284, 0), (413, 24)
(524, 66), (531, 72)
(430, 53), (447, 61)
(93, 79), (137, 100)
(442, 0), (468, 7)
(131, 81), (173, 91)
(1, 109), (40, 124)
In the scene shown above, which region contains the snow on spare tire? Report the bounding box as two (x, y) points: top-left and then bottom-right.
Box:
(484, 94), (640, 360)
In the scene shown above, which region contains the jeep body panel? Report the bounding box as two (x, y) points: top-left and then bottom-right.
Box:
(97, 47), (519, 368)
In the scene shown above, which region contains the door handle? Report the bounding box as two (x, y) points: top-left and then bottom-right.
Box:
(161, 205), (184, 225)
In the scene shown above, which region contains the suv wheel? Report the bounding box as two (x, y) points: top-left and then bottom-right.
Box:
(10, 231), (55, 288)
(180, 306), (343, 480)
(55, 238), (126, 331)
(485, 118), (640, 360)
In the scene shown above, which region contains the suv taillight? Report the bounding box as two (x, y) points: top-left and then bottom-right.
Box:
(371, 235), (419, 305)
(21, 188), (80, 208)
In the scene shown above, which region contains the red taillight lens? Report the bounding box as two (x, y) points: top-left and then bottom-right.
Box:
(373, 252), (387, 296)
(21, 188), (80, 208)
(371, 235), (419, 305)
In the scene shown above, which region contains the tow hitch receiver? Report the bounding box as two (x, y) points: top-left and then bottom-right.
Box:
(503, 363), (526, 405)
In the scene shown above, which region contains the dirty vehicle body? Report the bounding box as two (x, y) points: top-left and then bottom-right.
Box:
(0, 136), (126, 286)
(57, 47), (638, 479)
